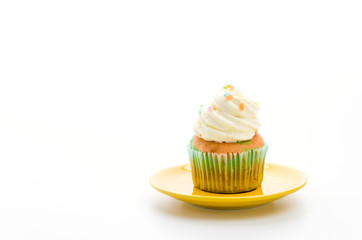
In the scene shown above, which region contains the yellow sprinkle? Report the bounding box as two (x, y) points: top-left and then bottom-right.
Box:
(240, 103), (245, 111)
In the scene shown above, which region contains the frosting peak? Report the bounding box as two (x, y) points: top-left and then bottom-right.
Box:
(194, 85), (261, 142)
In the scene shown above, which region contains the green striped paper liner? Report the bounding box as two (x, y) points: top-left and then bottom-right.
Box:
(188, 144), (268, 193)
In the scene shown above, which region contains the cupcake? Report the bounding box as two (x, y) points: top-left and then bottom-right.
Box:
(188, 85), (268, 193)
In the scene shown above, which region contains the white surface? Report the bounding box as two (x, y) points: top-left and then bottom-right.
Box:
(1, 1), (362, 239)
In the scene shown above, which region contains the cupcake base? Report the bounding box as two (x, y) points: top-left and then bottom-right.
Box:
(188, 144), (268, 193)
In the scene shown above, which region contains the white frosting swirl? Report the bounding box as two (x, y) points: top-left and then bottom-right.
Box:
(194, 86), (261, 142)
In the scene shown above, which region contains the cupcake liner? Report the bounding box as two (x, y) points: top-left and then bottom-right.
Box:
(188, 144), (268, 193)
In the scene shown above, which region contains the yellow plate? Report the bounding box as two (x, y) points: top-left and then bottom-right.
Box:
(150, 163), (307, 209)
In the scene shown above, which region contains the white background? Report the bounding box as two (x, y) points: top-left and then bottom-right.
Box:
(1, 0), (362, 239)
